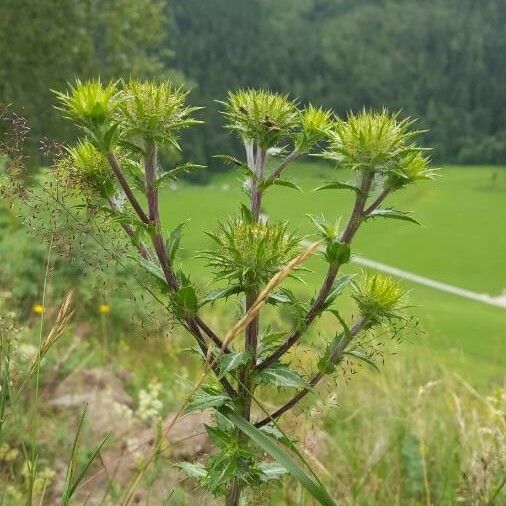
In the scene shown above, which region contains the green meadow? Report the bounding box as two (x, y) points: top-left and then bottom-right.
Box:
(159, 163), (506, 382)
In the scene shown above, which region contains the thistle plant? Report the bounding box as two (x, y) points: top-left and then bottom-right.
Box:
(16, 80), (434, 504)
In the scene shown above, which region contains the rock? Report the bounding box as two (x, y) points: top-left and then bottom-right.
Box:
(48, 368), (216, 504)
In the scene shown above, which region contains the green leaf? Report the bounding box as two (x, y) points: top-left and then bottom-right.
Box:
(240, 204), (254, 223)
(261, 178), (302, 192)
(177, 461), (206, 480)
(259, 424), (295, 445)
(306, 214), (338, 239)
(166, 221), (187, 263)
(266, 291), (292, 304)
(366, 208), (421, 225)
(205, 424), (233, 448)
(220, 407), (337, 506)
(218, 351), (249, 377)
(185, 387), (232, 414)
(259, 462), (288, 482)
(157, 163), (206, 186)
(318, 332), (344, 374)
(202, 285), (243, 305)
(343, 349), (380, 373)
(258, 328), (287, 358)
(213, 154), (254, 175)
(256, 363), (307, 389)
(169, 162), (206, 179)
(173, 284), (199, 315)
(322, 275), (354, 310)
(314, 180), (362, 193)
(61, 407), (110, 504)
(133, 256), (167, 284)
(102, 122), (120, 151)
(324, 240), (350, 265)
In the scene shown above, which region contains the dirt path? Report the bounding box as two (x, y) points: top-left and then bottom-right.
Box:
(351, 255), (506, 308)
(301, 240), (506, 308)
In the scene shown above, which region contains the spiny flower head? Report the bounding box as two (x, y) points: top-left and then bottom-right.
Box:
(55, 79), (120, 125)
(64, 140), (116, 197)
(324, 109), (422, 172)
(295, 105), (334, 152)
(202, 218), (300, 288)
(353, 273), (407, 327)
(117, 79), (200, 147)
(222, 89), (298, 149)
(386, 151), (436, 189)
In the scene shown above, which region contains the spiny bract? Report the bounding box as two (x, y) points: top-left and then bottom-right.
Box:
(117, 79), (201, 147)
(353, 273), (407, 327)
(202, 219), (300, 288)
(64, 141), (116, 197)
(222, 89), (298, 150)
(386, 152), (437, 189)
(55, 78), (120, 125)
(324, 109), (422, 172)
(295, 105), (334, 153)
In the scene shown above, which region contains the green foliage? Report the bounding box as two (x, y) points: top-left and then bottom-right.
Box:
(353, 273), (407, 327)
(56, 79), (201, 154)
(184, 385), (233, 414)
(366, 208), (421, 225)
(0, 0), (173, 155)
(222, 89), (298, 150)
(222, 90), (332, 155)
(256, 363), (307, 389)
(323, 109), (420, 172)
(295, 105), (334, 152)
(220, 406), (338, 506)
(386, 152), (437, 190)
(64, 141), (117, 198)
(201, 219), (300, 289)
(117, 80), (201, 147)
(2, 75), (438, 505)
(55, 79), (121, 127)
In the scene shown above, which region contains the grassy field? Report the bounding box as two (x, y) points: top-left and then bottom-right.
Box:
(158, 163), (506, 383)
(1, 163), (504, 505)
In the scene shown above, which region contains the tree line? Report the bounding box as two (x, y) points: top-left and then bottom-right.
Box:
(1, 0), (505, 170)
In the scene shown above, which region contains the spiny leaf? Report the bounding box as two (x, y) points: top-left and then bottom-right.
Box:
(322, 275), (354, 310)
(366, 208), (420, 225)
(218, 351), (249, 377)
(256, 363), (307, 389)
(261, 178), (302, 192)
(177, 461), (206, 480)
(220, 407), (337, 506)
(205, 424), (233, 448)
(213, 154), (254, 175)
(185, 388), (232, 414)
(259, 462), (288, 482)
(166, 221), (188, 263)
(202, 285), (243, 305)
(314, 180), (362, 193)
(133, 256), (167, 284)
(343, 349), (380, 372)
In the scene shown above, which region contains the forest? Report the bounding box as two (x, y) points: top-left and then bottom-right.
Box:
(1, 0), (505, 170)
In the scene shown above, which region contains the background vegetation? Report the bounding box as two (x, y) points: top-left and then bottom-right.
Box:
(0, 1), (504, 504)
(1, 0), (505, 168)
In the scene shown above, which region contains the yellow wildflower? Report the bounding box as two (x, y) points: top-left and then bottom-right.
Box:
(32, 304), (44, 314)
(99, 304), (110, 314)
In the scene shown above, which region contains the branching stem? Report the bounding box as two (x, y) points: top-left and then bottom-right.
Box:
(255, 318), (367, 427)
